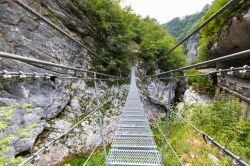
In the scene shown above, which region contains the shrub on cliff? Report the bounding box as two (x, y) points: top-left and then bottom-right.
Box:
(199, 0), (249, 61)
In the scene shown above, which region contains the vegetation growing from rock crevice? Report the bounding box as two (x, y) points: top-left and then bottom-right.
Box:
(198, 0), (249, 61)
(0, 104), (38, 165)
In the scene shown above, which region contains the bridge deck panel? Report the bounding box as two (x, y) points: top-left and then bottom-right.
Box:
(107, 69), (161, 166)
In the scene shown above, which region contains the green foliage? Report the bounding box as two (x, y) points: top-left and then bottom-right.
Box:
(10, 157), (28, 166)
(16, 129), (32, 138)
(28, 123), (39, 130)
(163, 5), (209, 41)
(0, 122), (7, 130)
(64, 146), (111, 165)
(0, 134), (26, 166)
(0, 105), (14, 131)
(190, 100), (250, 160)
(186, 69), (214, 95)
(73, 0), (136, 76)
(137, 17), (186, 74)
(21, 103), (31, 109)
(101, 102), (112, 111)
(0, 103), (37, 131)
(64, 164), (71, 166)
(73, 0), (185, 76)
(198, 0), (249, 61)
(0, 104), (36, 165)
(151, 99), (250, 165)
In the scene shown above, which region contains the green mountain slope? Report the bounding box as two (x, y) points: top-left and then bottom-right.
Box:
(162, 5), (209, 41)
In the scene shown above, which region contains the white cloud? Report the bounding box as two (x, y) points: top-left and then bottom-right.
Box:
(120, 0), (214, 23)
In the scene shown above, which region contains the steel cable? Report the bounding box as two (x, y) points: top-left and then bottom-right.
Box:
(0, 70), (128, 81)
(151, 97), (249, 166)
(18, 99), (112, 166)
(146, 49), (250, 77)
(14, 0), (108, 64)
(143, 98), (184, 166)
(18, 85), (126, 166)
(154, 0), (238, 64)
(139, 79), (249, 166)
(82, 138), (103, 166)
(0, 51), (127, 78)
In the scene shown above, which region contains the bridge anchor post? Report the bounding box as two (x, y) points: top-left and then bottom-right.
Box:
(161, 72), (174, 164)
(94, 72), (107, 162)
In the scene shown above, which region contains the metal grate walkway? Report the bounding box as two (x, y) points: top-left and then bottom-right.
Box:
(106, 68), (161, 166)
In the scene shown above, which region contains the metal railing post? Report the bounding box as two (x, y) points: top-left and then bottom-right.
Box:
(94, 72), (107, 161)
(161, 72), (173, 164)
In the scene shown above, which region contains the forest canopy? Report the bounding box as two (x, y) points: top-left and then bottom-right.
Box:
(73, 0), (186, 76)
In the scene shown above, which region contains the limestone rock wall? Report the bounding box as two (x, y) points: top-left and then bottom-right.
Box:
(186, 33), (200, 63)
(0, 0), (128, 164)
(210, 9), (250, 68)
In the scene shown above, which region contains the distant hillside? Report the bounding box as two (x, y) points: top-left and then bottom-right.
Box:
(162, 5), (209, 41)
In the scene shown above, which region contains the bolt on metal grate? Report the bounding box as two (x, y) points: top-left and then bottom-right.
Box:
(106, 68), (161, 166)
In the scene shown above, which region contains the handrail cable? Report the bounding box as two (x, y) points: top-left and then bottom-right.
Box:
(83, 137), (103, 166)
(141, 73), (249, 166)
(165, 140), (184, 166)
(159, 74), (209, 80)
(83, 92), (124, 166)
(0, 51), (126, 78)
(144, 97), (184, 166)
(0, 70), (128, 81)
(11, 65), (242, 81)
(146, 49), (250, 77)
(139, 85), (183, 165)
(14, 0), (108, 64)
(18, 99), (112, 166)
(26, 0), (97, 36)
(19, 85), (125, 166)
(172, 111), (249, 166)
(151, 97), (249, 166)
(158, 65), (249, 80)
(154, 0), (238, 64)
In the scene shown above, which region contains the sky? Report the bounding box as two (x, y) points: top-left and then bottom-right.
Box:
(120, 0), (214, 24)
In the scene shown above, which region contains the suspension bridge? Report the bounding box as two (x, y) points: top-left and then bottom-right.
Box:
(0, 0), (250, 166)
(106, 68), (161, 166)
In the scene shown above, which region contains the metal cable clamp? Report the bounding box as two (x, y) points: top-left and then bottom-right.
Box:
(2, 70), (12, 79)
(19, 71), (27, 79)
(239, 65), (248, 75)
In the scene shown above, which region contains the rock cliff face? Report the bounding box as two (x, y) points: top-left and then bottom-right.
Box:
(186, 33), (200, 63)
(210, 9), (250, 68)
(33, 84), (127, 165)
(180, 6), (250, 65)
(0, 0), (128, 164)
